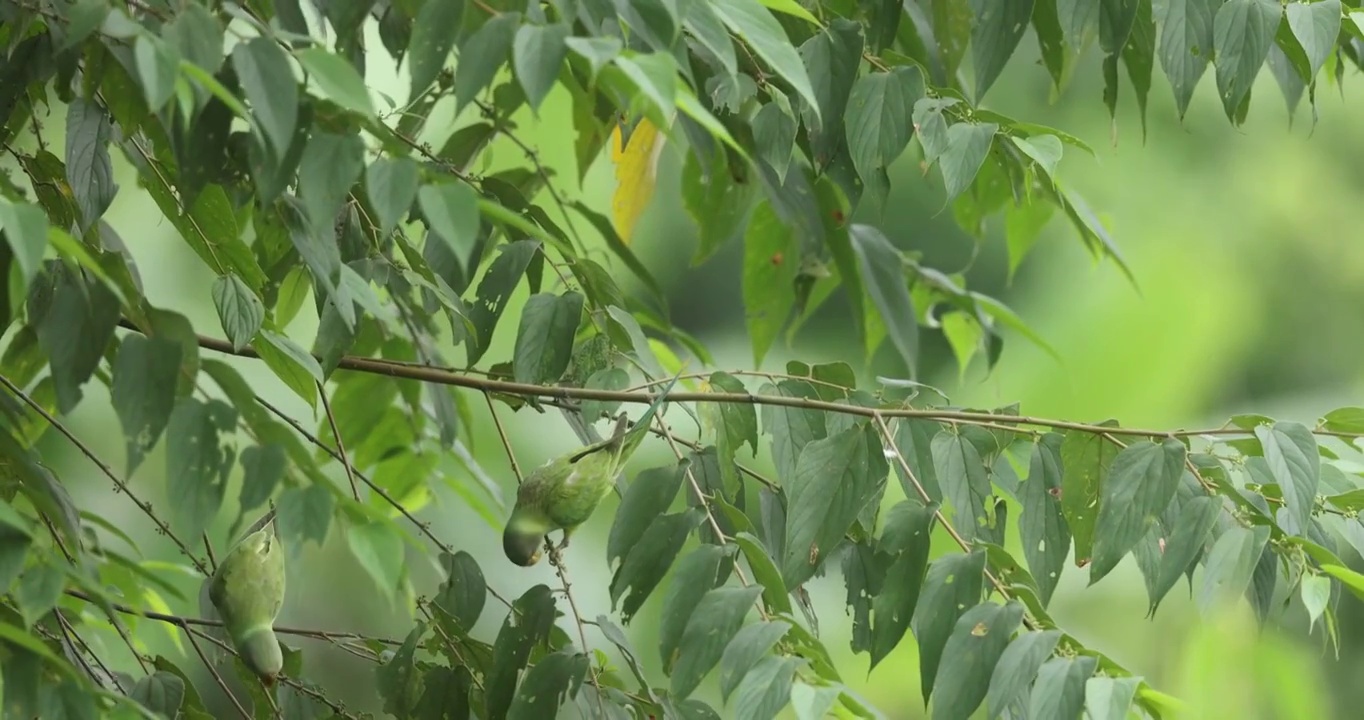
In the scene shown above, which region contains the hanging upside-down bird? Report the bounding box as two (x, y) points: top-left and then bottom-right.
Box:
(503, 413), (636, 567)
(207, 514), (287, 685)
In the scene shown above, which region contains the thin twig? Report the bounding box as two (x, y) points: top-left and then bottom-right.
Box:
(485, 391), (523, 483)
(64, 589), (401, 647)
(873, 414), (1033, 630)
(318, 381), (361, 501)
(0, 372), (209, 575)
(181, 619), (252, 720)
(250, 395), (515, 610)
(113, 320), (1364, 445)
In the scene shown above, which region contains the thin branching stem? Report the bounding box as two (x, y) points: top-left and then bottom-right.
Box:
(0, 372), (209, 575)
(181, 619), (253, 720)
(318, 381), (362, 501)
(114, 320), (1364, 445)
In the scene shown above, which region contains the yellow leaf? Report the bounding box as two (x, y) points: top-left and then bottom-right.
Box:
(610, 119), (664, 245)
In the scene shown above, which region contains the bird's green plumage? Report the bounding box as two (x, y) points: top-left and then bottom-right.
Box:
(503, 414), (633, 566)
(208, 525), (286, 682)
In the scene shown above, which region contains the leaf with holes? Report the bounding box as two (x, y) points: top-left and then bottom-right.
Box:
(931, 601), (1025, 720)
(1090, 438), (1186, 584)
(912, 549), (986, 702)
(670, 585), (765, 699)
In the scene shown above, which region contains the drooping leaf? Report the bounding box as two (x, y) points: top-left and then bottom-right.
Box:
(610, 509), (704, 622)
(407, 0), (465, 98)
(63, 99), (117, 234)
(297, 48), (376, 116)
(711, 0), (821, 120)
(782, 425), (887, 588)
(255, 330), (324, 407)
(730, 655), (802, 720)
(870, 500), (937, 668)
(985, 629), (1062, 718)
(347, 521), (404, 601)
(930, 601), (1026, 720)
(1027, 656), (1096, 719)
(912, 549), (986, 702)
(1089, 438), (1186, 584)
(718, 620), (792, 701)
(232, 37), (298, 159)
(670, 585), (765, 699)
(939, 123), (998, 203)
(849, 225), (918, 374)
(1059, 426), (1118, 567)
(1019, 433), (1068, 605)
(486, 585), (557, 720)
(507, 651), (589, 719)
(660, 544), (730, 672)
(1212, 0), (1281, 123)
(165, 397), (237, 541)
(1254, 422), (1319, 536)
(1149, 494), (1222, 615)
(1160, 0), (1219, 119)
(111, 335), (182, 475)
(211, 275), (264, 352)
(512, 292), (584, 385)
(365, 157), (420, 236)
(1197, 524), (1270, 615)
(970, 0), (1035, 101)
(741, 201), (798, 368)
(844, 67), (924, 210)
(607, 463), (686, 568)
(512, 23), (570, 111)
(454, 12), (521, 113)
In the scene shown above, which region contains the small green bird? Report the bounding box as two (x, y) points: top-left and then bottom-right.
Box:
(207, 518), (287, 684)
(503, 413), (635, 566)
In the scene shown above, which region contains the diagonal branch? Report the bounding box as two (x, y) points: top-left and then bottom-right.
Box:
(0, 372), (209, 576)
(317, 381), (361, 501)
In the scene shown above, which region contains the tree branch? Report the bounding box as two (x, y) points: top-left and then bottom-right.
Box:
(114, 320), (1361, 444)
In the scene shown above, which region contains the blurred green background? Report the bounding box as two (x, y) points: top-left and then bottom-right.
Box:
(20, 23), (1364, 720)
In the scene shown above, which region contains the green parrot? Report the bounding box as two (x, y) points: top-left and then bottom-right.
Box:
(503, 413), (636, 566)
(206, 514), (287, 684)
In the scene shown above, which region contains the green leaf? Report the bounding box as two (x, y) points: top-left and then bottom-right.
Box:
(892, 419), (943, 502)
(913, 98), (957, 167)
(1321, 406), (1364, 434)
(1198, 524), (1270, 614)
(849, 225), (918, 374)
(844, 67), (924, 209)
(610, 509), (704, 622)
(130, 671), (185, 718)
(296, 48), (374, 116)
(1213, 0), (1281, 123)
(1149, 494), (1221, 615)
(870, 500), (937, 668)
(298, 131), (366, 238)
(507, 651), (589, 719)
(751, 100), (798, 181)
(608, 464), (686, 568)
(731, 655), (801, 720)
(1010, 135), (1062, 179)
(681, 151), (757, 266)
(512, 23), (570, 111)
(931, 601), (1025, 720)
(276, 483), (334, 551)
(110, 334), (182, 476)
(1089, 438), (1186, 583)
(377, 622), (426, 717)
(660, 544), (730, 672)
(419, 181), (481, 272)
(1059, 427), (1118, 567)
(1287, 0), (1339, 82)
(939, 123), (998, 203)
(1255, 422), (1319, 535)
(1160, 0), (1219, 119)
(782, 426), (887, 587)
(912, 549), (986, 702)
(733, 532), (793, 615)
(511, 292), (583, 385)
(1321, 563), (1364, 601)
(165, 398), (236, 541)
(0, 200), (46, 290)
(347, 521), (404, 601)
(1027, 656), (1096, 719)
(1083, 676), (1141, 720)
(670, 585), (765, 699)
(407, 0), (464, 98)
(365, 157), (420, 237)
(1301, 573), (1330, 632)
(985, 630), (1062, 718)
(933, 431), (995, 543)
(712, 0), (821, 120)
(454, 13), (521, 113)
(1019, 434), (1068, 606)
(799, 20), (864, 165)
(435, 551), (486, 632)
(970, 0), (1035, 101)
(231, 37), (298, 158)
(63, 100), (117, 234)
(15, 556), (65, 626)
(211, 275), (264, 352)
(718, 621), (792, 702)
(134, 34), (180, 112)
(466, 240), (539, 365)
(487, 585), (557, 720)
(30, 265), (121, 413)
(741, 201), (798, 368)
(237, 444), (285, 522)
(255, 330), (324, 407)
